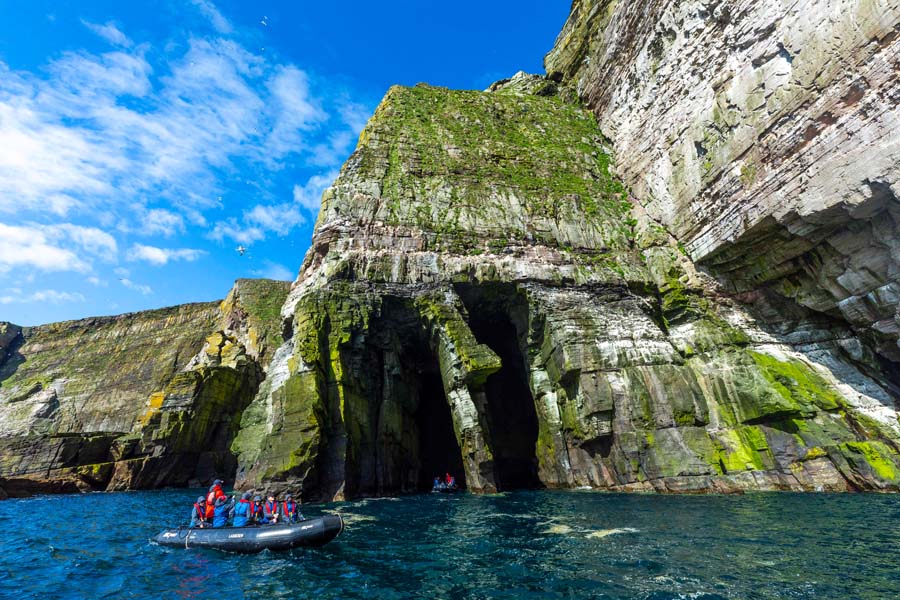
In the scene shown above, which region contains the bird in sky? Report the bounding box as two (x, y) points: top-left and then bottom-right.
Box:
(236, 245), (247, 256)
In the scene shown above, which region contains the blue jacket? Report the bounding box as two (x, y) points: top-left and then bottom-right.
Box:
(213, 498), (234, 528)
(232, 499), (252, 527)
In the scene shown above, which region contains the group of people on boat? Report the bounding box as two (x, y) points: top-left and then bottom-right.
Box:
(189, 479), (303, 528)
(432, 472), (458, 492)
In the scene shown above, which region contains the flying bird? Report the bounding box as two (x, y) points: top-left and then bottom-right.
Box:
(236, 245), (247, 256)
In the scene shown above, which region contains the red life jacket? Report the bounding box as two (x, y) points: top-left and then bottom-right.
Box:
(250, 501), (262, 517)
(194, 503), (206, 521)
(205, 485), (226, 518)
(283, 501), (297, 518)
(265, 501), (278, 516)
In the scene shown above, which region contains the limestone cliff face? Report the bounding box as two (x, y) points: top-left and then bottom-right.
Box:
(234, 79), (900, 500)
(545, 0), (900, 367)
(0, 279), (289, 498)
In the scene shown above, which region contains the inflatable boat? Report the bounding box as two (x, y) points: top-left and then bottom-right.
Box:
(153, 515), (344, 553)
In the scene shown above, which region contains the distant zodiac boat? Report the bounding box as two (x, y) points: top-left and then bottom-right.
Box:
(152, 515), (344, 553)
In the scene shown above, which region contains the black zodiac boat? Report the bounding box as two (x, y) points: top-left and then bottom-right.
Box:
(153, 515), (344, 553)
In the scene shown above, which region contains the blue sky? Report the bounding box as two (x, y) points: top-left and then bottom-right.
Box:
(0, 0), (569, 326)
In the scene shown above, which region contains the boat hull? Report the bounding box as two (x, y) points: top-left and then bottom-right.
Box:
(153, 515), (344, 553)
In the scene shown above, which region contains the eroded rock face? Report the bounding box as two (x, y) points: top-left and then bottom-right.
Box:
(3, 2), (898, 501)
(0, 279), (290, 497)
(545, 0), (900, 365)
(234, 81), (900, 500)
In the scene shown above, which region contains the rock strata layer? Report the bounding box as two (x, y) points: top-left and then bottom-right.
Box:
(545, 0), (900, 366)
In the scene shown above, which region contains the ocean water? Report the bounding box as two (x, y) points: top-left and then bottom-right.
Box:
(1, 489), (898, 599)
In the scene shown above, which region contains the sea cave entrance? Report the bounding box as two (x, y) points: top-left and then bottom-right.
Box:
(415, 368), (465, 491)
(362, 297), (467, 495)
(457, 284), (542, 491)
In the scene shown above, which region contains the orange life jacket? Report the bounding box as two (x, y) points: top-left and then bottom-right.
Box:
(205, 492), (216, 518)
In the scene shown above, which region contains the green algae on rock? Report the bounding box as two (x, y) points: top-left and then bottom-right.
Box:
(0, 279), (290, 497)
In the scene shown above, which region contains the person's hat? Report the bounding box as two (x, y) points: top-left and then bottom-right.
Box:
(253, 495), (262, 501)
(213, 479), (223, 485)
(241, 491), (252, 500)
(197, 496), (205, 503)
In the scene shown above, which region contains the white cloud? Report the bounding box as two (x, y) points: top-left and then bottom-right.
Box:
(87, 276), (108, 287)
(139, 209), (185, 237)
(0, 289), (86, 304)
(309, 131), (355, 167)
(338, 101), (372, 135)
(210, 171), (335, 243)
(244, 203), (304, 235)
(293, 171), (338, 211)
(127, 243), (205, 265)
(0, 222), (116, 273)
(82, 19), (133, 47)
(44, 223), (117, 258)
(0, 35), (331, 223)
(189, 0), (233, 34)
(119, 278), (152, 295)
(208, 219), (265, 245)
(264, 66), (327, 160)
(251, 260), (294, 281)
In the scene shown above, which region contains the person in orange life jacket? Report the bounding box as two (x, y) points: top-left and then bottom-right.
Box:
(280, 494), (303, 523)
(205, 479), (226, 519)
(263, 494), (280, 524)
(189, 496), (208, 528)
(212, 495), (234, 528)
(250, 495), (264, 524)
(231, 491), (253, 527)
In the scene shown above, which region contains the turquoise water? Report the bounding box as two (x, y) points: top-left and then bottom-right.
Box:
(1, 489), (898, 599)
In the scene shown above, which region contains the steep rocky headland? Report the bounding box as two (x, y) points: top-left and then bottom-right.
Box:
(0, 279), (289, 498)
(2, 0), (898, 499)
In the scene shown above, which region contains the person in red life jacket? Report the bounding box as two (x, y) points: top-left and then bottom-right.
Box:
(205, 479), (227, 519)
(231, 491), (253, 527)
(280, 494), (303, 523)
(445, 472), (452, 485)
(189, 496), (208, 528)
(263, 494), (279, 524)
(250, 494), (264, 524)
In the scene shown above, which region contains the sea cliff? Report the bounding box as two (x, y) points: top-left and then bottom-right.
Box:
(2, 0), (898, 499)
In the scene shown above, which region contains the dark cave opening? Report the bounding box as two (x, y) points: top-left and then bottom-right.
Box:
(458, 285), (542, 491)
(415, 369), (465, 491)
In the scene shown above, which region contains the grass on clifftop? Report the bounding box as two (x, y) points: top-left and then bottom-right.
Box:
(352, 84), (631, 250)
